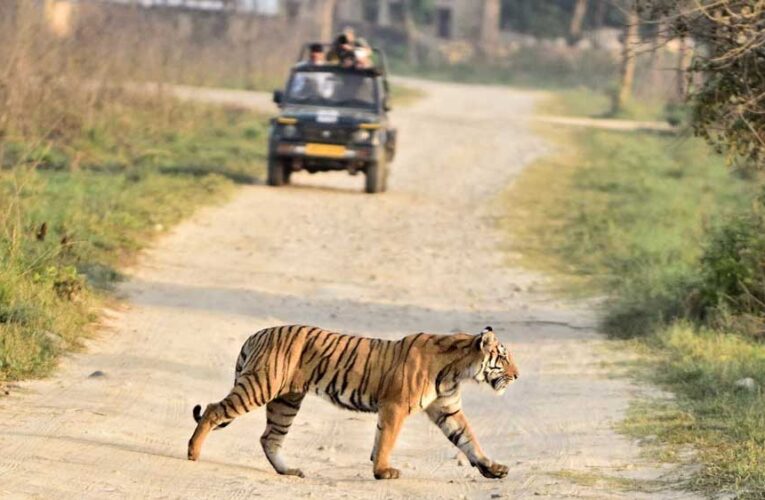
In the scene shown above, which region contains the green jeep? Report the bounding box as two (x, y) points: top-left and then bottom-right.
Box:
(268, 54), (396, 193)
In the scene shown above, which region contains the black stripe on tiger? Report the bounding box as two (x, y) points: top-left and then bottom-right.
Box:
(192, 404), (231, 430)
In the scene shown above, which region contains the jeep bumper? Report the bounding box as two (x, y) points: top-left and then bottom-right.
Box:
(274, 142), (376, 161)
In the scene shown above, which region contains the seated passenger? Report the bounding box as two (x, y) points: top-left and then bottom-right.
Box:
(308, 43), (326, 65)
(296, 43), (326, 68)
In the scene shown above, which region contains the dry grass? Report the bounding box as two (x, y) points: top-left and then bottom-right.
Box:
(0, 2), (269, 381)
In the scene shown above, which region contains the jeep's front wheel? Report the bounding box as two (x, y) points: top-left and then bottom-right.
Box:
(267, 154), (285, 186)
(283, 162), (292, 185)
(365, 158), (387, 194)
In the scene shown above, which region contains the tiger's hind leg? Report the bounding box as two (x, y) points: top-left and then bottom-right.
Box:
(188, 373), (270, 461)
(261, 393), (305, 477)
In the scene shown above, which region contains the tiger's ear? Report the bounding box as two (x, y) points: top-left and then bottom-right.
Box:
(477, 326), (498, 353)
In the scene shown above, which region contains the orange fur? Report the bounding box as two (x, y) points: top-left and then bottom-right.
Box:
(188, 325), (518, 479)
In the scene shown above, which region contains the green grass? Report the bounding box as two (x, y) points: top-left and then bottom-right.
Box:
(621, 324), (765, 497)
(539, 88), (671, 122)
(550, 469), (668, 493)
(0, 99), (267, 381)
(502, 98), (765, 496)
(502, 127), (751, 306)
(388, 83), (426, 108)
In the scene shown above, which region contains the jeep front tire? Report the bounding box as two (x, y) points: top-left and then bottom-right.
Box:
(365, 157), (387, 194)
(267, 154), (285, 186)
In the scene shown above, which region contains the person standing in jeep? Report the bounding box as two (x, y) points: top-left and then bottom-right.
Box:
(328, 27), (372, 69)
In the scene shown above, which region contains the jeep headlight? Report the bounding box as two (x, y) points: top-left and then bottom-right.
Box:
(282, 124), (298, 139)
(352, 129), (372, 143)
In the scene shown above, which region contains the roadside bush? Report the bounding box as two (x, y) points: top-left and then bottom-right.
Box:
(692, 190), (765, 339)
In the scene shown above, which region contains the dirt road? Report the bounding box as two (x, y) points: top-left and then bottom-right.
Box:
(0, 79), (692, 499)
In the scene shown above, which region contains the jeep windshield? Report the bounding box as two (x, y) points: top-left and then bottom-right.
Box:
(285, 71), (377, 110)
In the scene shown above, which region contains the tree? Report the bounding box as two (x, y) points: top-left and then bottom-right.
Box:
(615, 2), (639, 113)
(568, 0), (588, 43)
(642, 0), (765, 167)
(401, 0), (419, 65)
(480, 0), (501, 58)
(317, 0), (338, 42)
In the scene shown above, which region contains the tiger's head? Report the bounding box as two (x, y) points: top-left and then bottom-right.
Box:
(473, 326), (519, 395)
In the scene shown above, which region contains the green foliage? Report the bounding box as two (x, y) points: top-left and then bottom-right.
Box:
(0, 168), (230, 379)
(503, 126), (752, 335)
(663, 101), (690, 128)
(623, 324), (765, 497)
(0, 101), (266, 381)
(543, 87), (669, 122)
(505, 93), (765, 495)
(642, 1), (765, 168)
(388, 83), (426, 108)
(692, 193), (765, 338)
(539, 88), (612, 117)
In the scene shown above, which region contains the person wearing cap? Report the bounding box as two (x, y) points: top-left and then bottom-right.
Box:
(296, 43), (326, 67)
(308, 43), (326, 65)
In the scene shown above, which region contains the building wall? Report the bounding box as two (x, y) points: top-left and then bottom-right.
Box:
(336, 0), (363, 23)
(433, 0), (482, 40)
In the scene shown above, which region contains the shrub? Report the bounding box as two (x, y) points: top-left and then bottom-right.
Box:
(692, 190), (765, 338)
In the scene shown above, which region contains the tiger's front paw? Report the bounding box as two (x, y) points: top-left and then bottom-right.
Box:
(374, 467), (401, 480)
(476, 461), (508, 479)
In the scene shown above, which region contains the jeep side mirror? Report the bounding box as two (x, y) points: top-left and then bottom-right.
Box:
(383, 97), (391, 112)
(273, 90), (283, 106)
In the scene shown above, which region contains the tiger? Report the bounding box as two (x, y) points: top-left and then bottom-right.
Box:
(187, 325), (519, 480)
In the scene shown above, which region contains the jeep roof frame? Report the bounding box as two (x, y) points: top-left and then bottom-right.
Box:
(296, 42), (390, 95)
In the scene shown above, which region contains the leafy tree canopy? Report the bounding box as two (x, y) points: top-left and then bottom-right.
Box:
(642, 0), (765, 168)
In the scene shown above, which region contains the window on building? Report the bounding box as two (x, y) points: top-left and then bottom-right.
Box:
(436, 7), (452, 39)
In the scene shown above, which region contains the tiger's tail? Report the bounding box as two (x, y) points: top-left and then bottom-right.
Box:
(191, 334), (254, 430)
(192, 404), (231, 430)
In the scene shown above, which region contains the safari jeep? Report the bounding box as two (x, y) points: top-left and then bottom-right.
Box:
(268, 61), (396, 194)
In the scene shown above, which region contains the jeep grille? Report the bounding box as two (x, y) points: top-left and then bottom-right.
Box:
(301, 125), (353, 144)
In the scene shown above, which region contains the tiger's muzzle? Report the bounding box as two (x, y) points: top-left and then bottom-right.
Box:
(490, 372), (518, 394)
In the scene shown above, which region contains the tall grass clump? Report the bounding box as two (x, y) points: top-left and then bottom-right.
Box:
(691, 193), (765, 339)
(0, 2), (267, 381)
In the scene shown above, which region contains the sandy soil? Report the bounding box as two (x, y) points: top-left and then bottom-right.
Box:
(0, 79), (695, 499)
